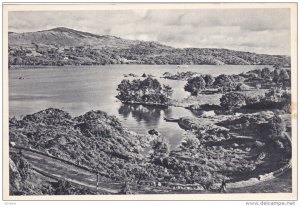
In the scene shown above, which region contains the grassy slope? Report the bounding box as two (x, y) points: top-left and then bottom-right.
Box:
(15, 149), (120, 193)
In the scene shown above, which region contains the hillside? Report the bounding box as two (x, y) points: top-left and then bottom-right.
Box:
(9, 27), (290, 67)
(9, 107), (291, 195)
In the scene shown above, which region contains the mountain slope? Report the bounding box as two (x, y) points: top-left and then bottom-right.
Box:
(8, 27), (291, 66)
(9, 27), (172, 50)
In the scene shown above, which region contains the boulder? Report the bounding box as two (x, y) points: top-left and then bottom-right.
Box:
(178, 117), (202, 131)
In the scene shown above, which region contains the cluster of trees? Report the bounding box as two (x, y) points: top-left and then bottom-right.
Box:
(116, 77), (173, 106)
(184, 74), (243, 96)
(243, 67), (291, 87)
(183, 66), (291, 97)
(184, 75), (215, 96)
(213, 74), (244, 93)
(9, 46), (128, 66)
(219, 88), (291, 111)
(245, 88), (291, 112)
(220, 92), (247, 110)
(9, 43), (291, 67)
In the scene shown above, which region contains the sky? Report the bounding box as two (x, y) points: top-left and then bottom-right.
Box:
(8, 9), (291, 55)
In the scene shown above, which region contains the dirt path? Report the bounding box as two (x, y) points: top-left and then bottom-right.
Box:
(16, 149), (120, 194)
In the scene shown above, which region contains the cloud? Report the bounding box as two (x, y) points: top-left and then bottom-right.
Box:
(8, 8), (291, 55)
(166, 9), (290, 31)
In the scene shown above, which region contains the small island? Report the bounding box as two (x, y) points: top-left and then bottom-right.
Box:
(116, 76), (173, 107)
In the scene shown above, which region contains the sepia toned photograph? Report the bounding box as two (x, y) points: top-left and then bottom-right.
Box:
(2, 3), (297, 201)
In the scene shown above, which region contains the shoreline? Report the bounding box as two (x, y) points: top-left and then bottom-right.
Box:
(8, 64), (279, 69)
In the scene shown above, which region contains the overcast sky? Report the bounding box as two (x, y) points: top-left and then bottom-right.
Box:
(8, 9), (291, 55)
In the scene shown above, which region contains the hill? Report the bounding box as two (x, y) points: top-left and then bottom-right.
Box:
(8, 27), (290, 67)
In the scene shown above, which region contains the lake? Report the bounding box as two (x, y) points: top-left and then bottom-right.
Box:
(9, 64), (266, 148)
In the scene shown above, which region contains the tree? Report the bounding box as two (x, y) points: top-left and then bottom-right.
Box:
(13, 57), (23, 65)
(266, 115), (286, 140)
(162, 85), (173, 104)
(273, 68), (281, 83)
(204, 74), (215, 87)
(261, 67), (271, 79)
(116, 80), (131, 101)
(220, 92), (246, 110)
(131, 79), (142, 98)
(184, 76), (206, 96)
(279, 69), (290, 84)
(214, 74), (237, 93)
(214, 74), (234, 86)
(142, 77), (162, 94)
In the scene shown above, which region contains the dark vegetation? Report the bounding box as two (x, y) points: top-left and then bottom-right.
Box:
(9, 109), (145, 181)
(182, 66), (290, 97)
(9, 103), (291, 195)
(185, 67), (291, 114)
(9, 27), (290, 67)
(184, 75), (215, 95)
(116, 77), (173, 106)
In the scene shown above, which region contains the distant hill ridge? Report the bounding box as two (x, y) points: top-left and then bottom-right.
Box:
(8, 27), (291, 66)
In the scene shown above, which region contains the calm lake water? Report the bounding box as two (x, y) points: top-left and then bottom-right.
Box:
(9, 65), (266, 148)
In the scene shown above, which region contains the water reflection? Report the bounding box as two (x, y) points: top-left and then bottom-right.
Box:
(118, 104), (172, 127)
